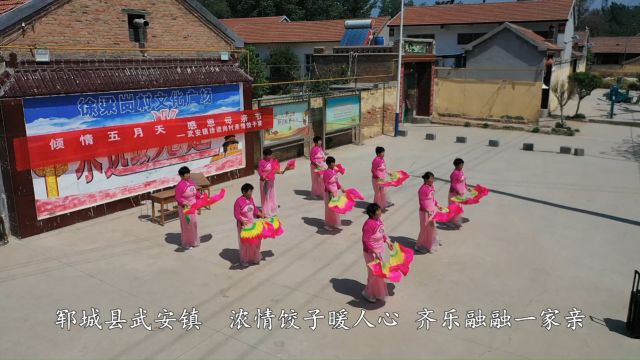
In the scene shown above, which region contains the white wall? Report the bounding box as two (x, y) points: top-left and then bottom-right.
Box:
(389, 20), (574, 61)
(0, 172), (8, 235)
(253, 42), (341, 79)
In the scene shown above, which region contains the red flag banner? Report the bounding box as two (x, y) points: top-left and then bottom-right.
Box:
(14, 108), (273, 171)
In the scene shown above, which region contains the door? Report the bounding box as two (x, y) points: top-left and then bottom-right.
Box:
(415, 62), (432, 117)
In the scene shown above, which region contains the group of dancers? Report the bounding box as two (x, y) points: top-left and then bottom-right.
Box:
(174, 135), (475, 303)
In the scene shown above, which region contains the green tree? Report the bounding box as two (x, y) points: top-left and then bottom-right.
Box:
(308, 65), (349, 93)
(551, 80), (575, 126)
(377, 0), (415, 17)
(343, 0), (377, 18)
(574, 0), (593, 25)
(578, 4), (640, 36)
(239, 46), (269, 98)
(198, 0), (231, 18)
(267, 47), (300, 94)
(569, 72), (603, 116)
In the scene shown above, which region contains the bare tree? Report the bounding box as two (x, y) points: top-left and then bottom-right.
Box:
(551, 80), (575, 127)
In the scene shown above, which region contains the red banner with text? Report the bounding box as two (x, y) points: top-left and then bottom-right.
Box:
(14, 108), (273, 171)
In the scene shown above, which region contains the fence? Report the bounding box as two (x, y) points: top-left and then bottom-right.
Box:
(252, 83), (397, 162)
(435, 67), (545, 123)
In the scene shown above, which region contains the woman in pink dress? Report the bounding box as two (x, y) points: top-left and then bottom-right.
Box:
(234, 183), (266, 266)
(175, 166), (203, 250)
(371, 146), (391, 211)
(362, 202), (394, 303)
(258, 149), (285, 217)
(322, 156), (345, 231)
(310, 136), (326, 199)
(415, 172), (445, 254)
(448, 158), (472, 229)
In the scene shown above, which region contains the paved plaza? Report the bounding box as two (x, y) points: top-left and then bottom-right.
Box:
(561, 88), (640, 125)
(0, 123), (639, 358)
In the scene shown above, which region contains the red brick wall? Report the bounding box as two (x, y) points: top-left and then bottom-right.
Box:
(2, 0), (234, 60)
(313, 53), (397, 82)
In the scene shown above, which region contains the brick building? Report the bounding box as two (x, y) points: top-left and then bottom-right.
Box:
(0, 0), (272, 238)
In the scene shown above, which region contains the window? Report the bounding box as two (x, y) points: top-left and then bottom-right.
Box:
(407, 34), (435, 40)
(305, 54), (314, 75)
(389, 28), (395, 37)
(534, 31), (551, 39)
(457, 33), (486, 45)
(124, 10), (149, 43)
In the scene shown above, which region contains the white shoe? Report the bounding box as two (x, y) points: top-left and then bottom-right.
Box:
(183, 246), (193, 251)
(361, 290), (377, 303)
(324, 225), (333, 231)
(414, 246), (428, 254)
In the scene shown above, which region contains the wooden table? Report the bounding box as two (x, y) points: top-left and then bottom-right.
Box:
(149, 174), (212, 226)
(150, 189), (177, 226)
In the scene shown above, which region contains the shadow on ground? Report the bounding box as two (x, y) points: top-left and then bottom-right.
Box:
(219, 248), (275, 270)
(600, 136), (640, 162)
(330, 278), (396, 310)
(294, 189), (322, 201)
(165, 233), (212, 252)
(301, 217), (343, 235)
(590, 316), (638, 339)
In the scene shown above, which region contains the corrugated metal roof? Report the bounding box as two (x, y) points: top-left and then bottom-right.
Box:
(221, 17), (389, 44)
(0, 58), (252, 98)
(388, 0), (573, 27)
(340, 29), (372, 46)
(0, 0), (28, 15)
(590, 36), (640, 54)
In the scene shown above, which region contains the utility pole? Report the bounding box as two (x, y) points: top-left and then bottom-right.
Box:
(394, 0), (405, 137)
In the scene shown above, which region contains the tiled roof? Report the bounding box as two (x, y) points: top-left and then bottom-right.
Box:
(464, 22), (563, 52)
(0, 58), (252, 98)
(220, 16), (289, 29)
(388, 0), (573, 26)
(0, 0), (28, 15)
(574, 31), (588, 47)
(509, 23), (563, 51)
(221, 17), (390, 44)
(590, 36), (640, 54)
(0, 0), (244, 47)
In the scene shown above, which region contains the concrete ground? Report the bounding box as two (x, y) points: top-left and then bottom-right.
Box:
(1, 123), (639, 359)
(559, 88), (640, 124)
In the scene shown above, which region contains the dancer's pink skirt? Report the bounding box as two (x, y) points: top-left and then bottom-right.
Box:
(372, 178), (388, 210)
(324, 192), (341, 227)
(179, 207), (199, 247)
(260, 180), (278, 217)
(416, 211), (438, 252)
(237, 225), (261, 264)
(311, 164), (324, 197)
(363, 251), (388, 300)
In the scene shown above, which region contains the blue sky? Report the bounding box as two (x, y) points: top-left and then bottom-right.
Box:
(23, 84), (242, 136)
(412, 0), (640, 7)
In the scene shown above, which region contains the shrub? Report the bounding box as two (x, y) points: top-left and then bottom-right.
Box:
(464, 122), (471, 127)
(573, 113), (586, 119)
(532, 127), (540, 133)
(482, 122), (489, 128)
(555, 121), (564, 128)
(566, 129), (575, 136)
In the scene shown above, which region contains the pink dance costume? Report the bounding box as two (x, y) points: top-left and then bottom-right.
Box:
(371, 155), (388, 210)
(362, 217), (390, 301)
(234, 195), (262, 264)
(416, 183), (439, 252)
(448, 169), (466, 227)
(310, 145), (326, 198)
(175, 179), (202, 248)
(258, 158), (279, 217)
(323, 168), (342, 228)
